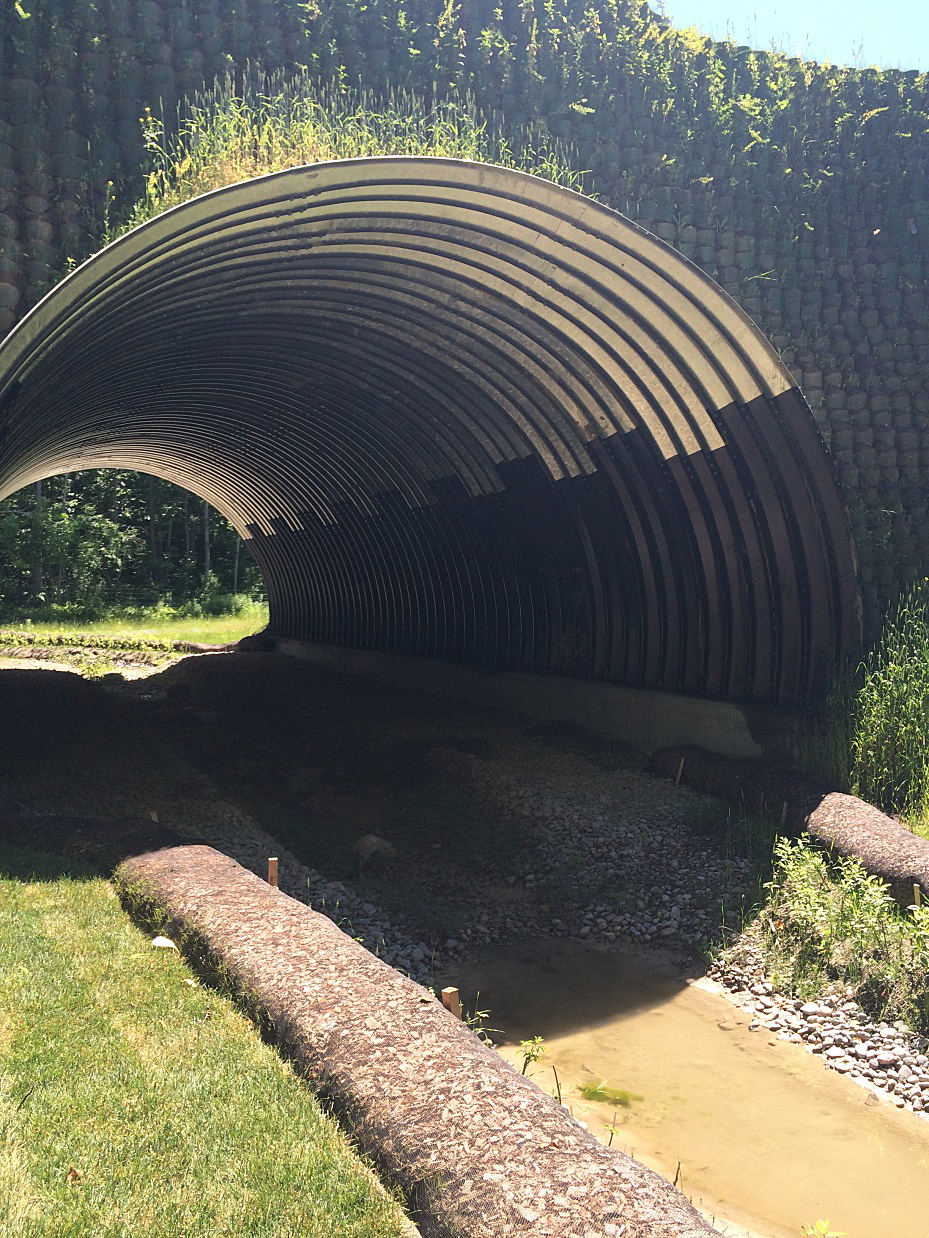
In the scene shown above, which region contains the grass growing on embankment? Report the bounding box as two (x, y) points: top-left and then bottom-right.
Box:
(727, 583), (929, 1029)
(0, 600), (270, 648)
(0, 843), (409, 1237)
(804, 580), (929, 841)
(122, 72), (585, 242)
(718, 836), (929, 1036)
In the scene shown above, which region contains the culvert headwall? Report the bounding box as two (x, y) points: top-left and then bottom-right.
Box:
(0, 157), (859, 705)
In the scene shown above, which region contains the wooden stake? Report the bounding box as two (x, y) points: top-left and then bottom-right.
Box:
(674, 757), (686, 787)
(914, 883), (922, 909)
(781, 801), (788, 825)
(441, 986), (462, 1019)
(268, 857), (278, 888)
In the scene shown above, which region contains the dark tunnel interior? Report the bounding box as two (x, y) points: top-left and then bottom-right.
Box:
(0, 158), (861, 705)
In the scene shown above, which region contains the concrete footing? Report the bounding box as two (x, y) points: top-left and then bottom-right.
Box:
(276, 640), (798, 762)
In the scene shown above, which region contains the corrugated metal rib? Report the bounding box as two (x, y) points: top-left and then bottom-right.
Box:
(0, 157), (860, 703)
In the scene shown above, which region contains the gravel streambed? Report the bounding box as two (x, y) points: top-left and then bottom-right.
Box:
(423, 733), (756, 960)
(128, 714), (755, 988)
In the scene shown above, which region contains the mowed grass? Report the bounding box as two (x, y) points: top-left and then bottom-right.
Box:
(0, 602), (269, 648)
(0, 844), (409, 1237)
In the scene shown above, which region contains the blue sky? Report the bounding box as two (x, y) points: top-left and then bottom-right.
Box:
(658, 1), (928, 71)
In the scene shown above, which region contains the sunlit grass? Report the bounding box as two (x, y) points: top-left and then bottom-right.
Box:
(804, 580), (929, 839)
(848, 581), (929, 821)
(718, 837), (929, 1035)
(0, 602), (269, 648)
(114, 69), (586, 241)
(0, 843), (409, 1237)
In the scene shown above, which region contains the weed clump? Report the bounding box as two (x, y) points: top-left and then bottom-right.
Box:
(730, 837), (929, 1035)
(577, 1081), (642, 1107)
(808, 580), (929, 837)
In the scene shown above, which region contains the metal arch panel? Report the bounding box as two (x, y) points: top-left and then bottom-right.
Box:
(0, 157), (860, 704)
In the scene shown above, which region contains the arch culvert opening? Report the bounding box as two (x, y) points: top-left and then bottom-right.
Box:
(0, 157), (859, 706)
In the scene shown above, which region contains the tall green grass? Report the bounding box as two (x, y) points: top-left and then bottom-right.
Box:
(805, 581), (929, 835)
(115, 70), (587, 240)
(848, 581), (929, 822)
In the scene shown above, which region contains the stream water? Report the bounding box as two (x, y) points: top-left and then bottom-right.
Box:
(440, 939), (929, 1237)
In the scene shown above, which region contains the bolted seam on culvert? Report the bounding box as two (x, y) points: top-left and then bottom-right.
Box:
(0, 157), (860, 704)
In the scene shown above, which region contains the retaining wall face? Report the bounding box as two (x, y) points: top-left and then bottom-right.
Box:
(589, 59), (929, 637)
(649, 171), (929, 640)
(2, 2), (927, 630)
(116, 844), (719, 1238)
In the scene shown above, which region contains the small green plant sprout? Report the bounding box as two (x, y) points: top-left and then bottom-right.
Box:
(462, 992), (500, 1044)
(802, 1222), (846, 1238)
(517, 1035), (545, 1075)
(577, 1080), (643, 1107)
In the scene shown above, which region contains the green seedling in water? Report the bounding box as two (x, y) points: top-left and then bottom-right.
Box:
(578, 1080), (642, 1107)
(603, 1111), (621, 1148)
(802, 1223), (846, 1238)
(517, 1035), (545, 1075)
(463, 993), (500, 1044)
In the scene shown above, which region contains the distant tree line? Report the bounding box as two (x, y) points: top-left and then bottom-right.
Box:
(0, 471), (264, 619)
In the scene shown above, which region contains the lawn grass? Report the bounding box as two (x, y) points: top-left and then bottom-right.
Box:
(0, 602), (270, 648)
(0, 843), (410, 1237)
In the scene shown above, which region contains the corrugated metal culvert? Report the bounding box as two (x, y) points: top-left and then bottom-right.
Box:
(0, 157), (859, 705)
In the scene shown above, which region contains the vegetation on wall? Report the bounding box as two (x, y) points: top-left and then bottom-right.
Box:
(122, 70), (586, 237)
(0, 0), (928, 627)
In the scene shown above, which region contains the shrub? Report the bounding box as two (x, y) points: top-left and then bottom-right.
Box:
(752, 837), (929, 1034)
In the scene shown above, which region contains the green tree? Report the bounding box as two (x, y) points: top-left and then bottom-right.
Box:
(0, 470), (263, 620)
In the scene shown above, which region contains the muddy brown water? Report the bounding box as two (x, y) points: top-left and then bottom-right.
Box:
(442, 940), (929, 1238)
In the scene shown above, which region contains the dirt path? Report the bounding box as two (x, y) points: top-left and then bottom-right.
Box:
(0, 647), (178, 678)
